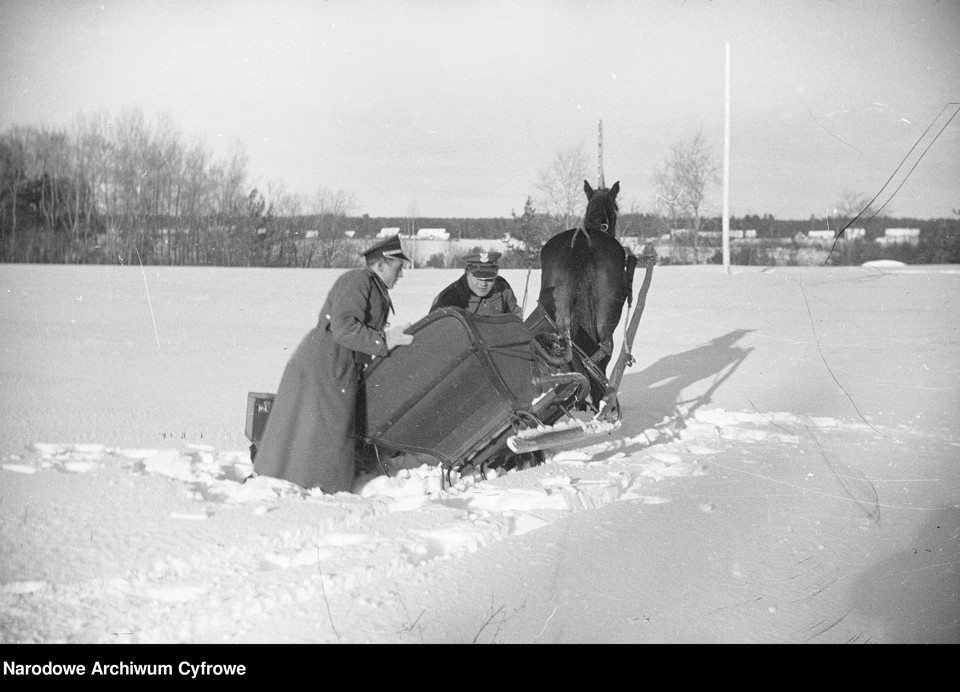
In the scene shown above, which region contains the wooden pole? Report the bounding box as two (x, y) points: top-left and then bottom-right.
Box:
(602, 249), (657, 416)
(521, 266), (532, 315)
(722, 41), (731, 273)
(597, 119), (605, 188)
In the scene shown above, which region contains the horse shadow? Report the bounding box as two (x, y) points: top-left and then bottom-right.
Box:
(590, 328), (755, 458)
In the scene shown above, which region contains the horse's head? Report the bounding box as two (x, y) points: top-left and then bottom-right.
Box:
(583, 180), (620, 236)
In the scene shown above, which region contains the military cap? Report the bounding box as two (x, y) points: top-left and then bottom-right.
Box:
(361, 235), (411, 262)
(464, 251), (501, 279)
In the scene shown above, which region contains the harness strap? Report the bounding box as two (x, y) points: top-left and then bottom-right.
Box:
(570, 226), (592, 248)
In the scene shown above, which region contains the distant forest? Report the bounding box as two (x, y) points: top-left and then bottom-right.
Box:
(2, 111), (958, 267)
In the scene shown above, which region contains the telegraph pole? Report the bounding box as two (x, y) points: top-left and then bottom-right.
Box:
(597, 119), (605, 188)
(722, 41), (731, 273)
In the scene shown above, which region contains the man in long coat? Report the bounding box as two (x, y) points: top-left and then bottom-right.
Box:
(430, 252), (523, 317)
(253, 236), (414, 493)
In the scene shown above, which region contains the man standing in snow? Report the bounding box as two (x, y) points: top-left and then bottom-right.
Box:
(253, 235), (414, 493)
(429, 252), (523, 317)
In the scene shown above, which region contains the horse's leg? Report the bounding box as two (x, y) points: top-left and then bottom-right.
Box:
(555, 316), (574, 363)
(551, 258), (576, 363)
(587, 265), (620, 366)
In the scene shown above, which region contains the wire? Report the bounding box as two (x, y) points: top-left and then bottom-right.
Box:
(824, 102), (960, 264)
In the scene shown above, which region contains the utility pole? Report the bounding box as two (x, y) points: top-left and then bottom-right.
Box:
(722, 41), (731, 273)
(597, 119), (605, 188)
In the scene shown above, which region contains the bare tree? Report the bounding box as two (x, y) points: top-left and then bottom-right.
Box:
(535, 142), (590, 231)
(654, 130), (720, 262)
(180, 142), (212, 264)
(310, 187), (358, 267)
(71, 112), (111, 250)
(262, 181), (306, 266)
(0, 127), (30, 256)
(835, 188), (886, 230)
(1, 107), (258, 265)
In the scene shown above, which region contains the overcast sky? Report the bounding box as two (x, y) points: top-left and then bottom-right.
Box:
(2, 0), (958, 219)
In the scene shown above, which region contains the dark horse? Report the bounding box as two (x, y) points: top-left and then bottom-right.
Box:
(538, 180), (637, 412)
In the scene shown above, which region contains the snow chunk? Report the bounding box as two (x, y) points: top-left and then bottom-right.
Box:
(466, 487), (571, 512)
(649, 452), (683, 465)
(356, 465), (442, 502)
(2, 463), (37, 474)
(31, 442), (107, 459)
(414, 526), (490, 555)
(2, 581), (47, 594)
(264, 548), (330, 568)
(722, 428), (771, 442)
(320, 533), (368, 547)
(512, 514), (551, 535)
(143, 449), (196, 481)
(862, 260), (906, 268)
(170, 512), (209, 521)
(552, 450), (593, 463)
(145, 586), (209, 602)
(620, 494), (670, 504)
(683, 444), (720, 455)
(539, 475), (573, 488)
(61, 460), (96, 473)
(118, 448), (161, 460)
(220, 475), (305, 503)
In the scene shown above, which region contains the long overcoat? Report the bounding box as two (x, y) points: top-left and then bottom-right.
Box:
(253, 268), (393, 492)
(430, 275), (522, 317)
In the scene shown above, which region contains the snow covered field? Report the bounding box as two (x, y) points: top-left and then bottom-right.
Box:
(1, 263), (958, 644)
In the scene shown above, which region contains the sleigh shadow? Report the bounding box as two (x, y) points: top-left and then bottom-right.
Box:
(584, 329), (755, 460)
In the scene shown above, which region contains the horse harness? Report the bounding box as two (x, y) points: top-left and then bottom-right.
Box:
(569, 223), (609, 248)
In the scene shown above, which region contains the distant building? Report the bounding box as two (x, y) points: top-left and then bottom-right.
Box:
(876, 228), (920, 246)
(344, 230), (356, 238)
(304, 230), (319, 239)
(415, 228), (449, 240)
(378, 227), (401, 238)
(697, 229), (744, 240)
(810, 227), (864, 242)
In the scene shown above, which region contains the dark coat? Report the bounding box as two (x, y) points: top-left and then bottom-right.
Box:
(253, 268), (393, 493)
(430, 275), (522, 317)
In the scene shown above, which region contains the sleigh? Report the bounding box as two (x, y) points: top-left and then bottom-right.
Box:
(360, 306), (618, 476)
(245, 253), (656, 481)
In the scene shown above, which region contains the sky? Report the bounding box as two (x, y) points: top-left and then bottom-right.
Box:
(1, 0), (958, 220)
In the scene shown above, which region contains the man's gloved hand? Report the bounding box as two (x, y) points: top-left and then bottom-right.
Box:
(385, 324), (414, 351)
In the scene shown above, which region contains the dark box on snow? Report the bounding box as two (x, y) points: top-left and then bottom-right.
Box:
(245, 391), (276, 443)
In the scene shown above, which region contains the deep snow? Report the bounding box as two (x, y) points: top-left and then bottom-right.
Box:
(0, 263), (958, 644)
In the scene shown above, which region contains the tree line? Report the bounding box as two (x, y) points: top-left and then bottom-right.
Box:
(0, 108), (362, 267)
(2, 110), (958, 267)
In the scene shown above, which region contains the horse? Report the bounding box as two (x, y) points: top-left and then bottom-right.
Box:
(538, 180), (637, 413)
